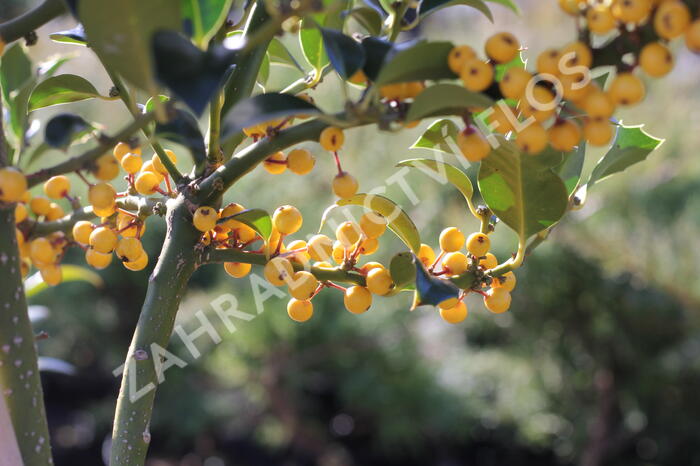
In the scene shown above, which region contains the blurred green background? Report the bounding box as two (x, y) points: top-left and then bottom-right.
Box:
(5, 0), (700, 465)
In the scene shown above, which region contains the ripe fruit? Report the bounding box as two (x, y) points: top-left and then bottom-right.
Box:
(639, 42), (674, 77)
(40, 265), (62, 286)
(499, 67), (532, 99)
(403, 81), (425, 99)
(15, 203), (27, 223)
(583, 90), (615, 118)
(519, 86), (557, 122)
(220, 203), (246, 230)
(113, 142), (139, 161)
(558, 0), (585, 15)
(272, 205), (303, 235)
(333, 172), (359, 198)
(460, 58), (494, 92)
(360, 212), (386, 239)
(587, 5), (617, 34)
(379, 83), (407, 101)
(608, 72), (645, 106)
(561, 41), (593, 68)
(559, 72), (592, 103)
(263, 151), (287, 174)
(442, 251), (469, 275)
(286, 240), (311, 264)
(479, 253), (498, 270)
(123, 252), (148, 271)
(89, 226), (118, 253)
(366, 267), (394, 295)
(86, 248), (112, 269)
(30, 237), (56, 265)
(485, 32), (520, 63)
(613, 0), (652, 23)
(654, 1), (691, 39)
(348, 69), (367, 85)
(264, 257), (294, 286)
(336, 221), (361, 247)
(93, 154), (120, 181)
(152, 150), (177, 175)
(484, 288), (512, 313)
(359, 262), (384, 274)
(487, 104), (516, 134)
(287, 149), (315, 175)
(584, 118), (614, 146)
(30, 196), (51, 216)
(344, 286), (372, 314)
(121, 153), (143, 174)
(89, 183), (117, 209)
(72, 221), (94, 244)
(193, 206), (218, 232)
(46, 203), (65, 221)
(492, 271), (517, 292)
(288, 271), (318, 300)
(357, 237), (379, 255)
(332, 241), (345, 263)
(466, 232), (490, 257)
(308, 234), (333, 261)
(457, 126), (491, 162)
(686, 20), (700, 52)
(319, 127), (344, 151)
(0, 168), (28, 203)
(287, 299), (313, 322)
(418, 243), (436, 267)
(224, 262), (252, 278)
(536, 49), (560, 75)
(447, 45), (477, 74)
(548, 119), (582, 152)
(439, 227), (465, 253)
(516, 122), (548, 155)
(93, 204), (116, 218)
(115, 237), (145, 262)
(44, 176), (70, 199)
(438, 297), (459, 310)
(135, 172), (161, 195)
(440, 301), (468, 324)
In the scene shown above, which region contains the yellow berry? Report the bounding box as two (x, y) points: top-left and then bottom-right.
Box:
(654, 0), (690, 39)
(286, 240), (311, 264)
(113, 142), (138, 162)
(120, 153), (143, 174)
(314, 261), (334, 270)
(366, 267), (394, 295)
(639, 42), (674, 77)
(0, 168), (28, 203)
(418, 243), (436, 267)
(272, 205), (303, 235)
(88, 182), (117, 209)
(46, 203), (65, 221)
(584, 118), (614, 146)
(15, 203), (27, 223)
(72, 221), (94, 244)
(220, 203), (246, 230)
(40, 264), (62, 286)
(613, 0), (652, 24)
(151, 149), (177, 175)
(344, 286), (372, 314)
(487, 104), (517, 135)
(460, 58), (494, 92)
(519, 86), (557, 122)
(583, 90), (616, 118)
(307, 234), (333, 262)
(288, 271), (318, 300)
(93, 154), (120, 181)
(336, 221), (361, 247)
(379, 83), (406, 100)
(442, 251), (469, 275)
(516, 122), (549, 155)
(92, 203), (116, 218)
(86, 248), (113, 269)
(558, 0), (586, 15)
(319, 127), (344, 151)
(559, 72), (592, 103)
(484, 287), (512, 313)
(587, 5), (618, 34)
(492, 271), (517, 292)
(263, 151), (287, 174)
(287, 299), (313, 322)
(457, 126), (491, 162)
(359, 212), (386, 239)
(30, 237), (56, 265)
(548, 119), (582, 152)
(466, 232), (490, 257)
(332, 172), (358, 199)
(264, 257), (294, 286)
(357, 237), (379, 255)
(43, 175), (70, 199)
(485, 32), (520, 63)
(332, 240), (345, 263)
(115, 237), (145, 263)
(438, 297), (459, 310)
(123, 252), (148, 271)
(608, 72), (645, 106)
(447, 45), (477, 74)
(685, 20), (700, 52)
(224, 262), (252, 278)
(359, 261), (384, 274)
(348, 69), (367, 85)
(536, 49), (561, 75)
(193, 206), (218, 232)
(29, 196), (51, 216)
(439, 227), (465, 253)
(499, 67), (532, 100)
(480, 253), (498, 270)
(440, 301), (468, 324)
(560, 41), (593, 69)
(287, 149), (315, 175)
(403, 81), (425, 99)
(89, 226), (118, 253)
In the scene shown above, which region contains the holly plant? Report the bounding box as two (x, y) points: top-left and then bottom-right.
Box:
(0, 0), (695, 464)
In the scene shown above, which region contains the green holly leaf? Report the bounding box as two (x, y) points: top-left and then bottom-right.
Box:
(405, 83), (494, 122)
(29, 75), (114, 111)
(181, 0), (233, 48)
(397, 158), (476, 215)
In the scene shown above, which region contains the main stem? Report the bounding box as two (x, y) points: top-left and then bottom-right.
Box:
(0, 206), (53, 465)
(109, 197), (199, 465)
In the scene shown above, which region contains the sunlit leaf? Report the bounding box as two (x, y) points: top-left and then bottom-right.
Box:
(29, 74), (112, 111)
(181, 0), (233, 47)
(397, 158), (476, 215)
(409, 118), (459, 154)
(224, 208), (272, 242)
(405, 83), (494, 121)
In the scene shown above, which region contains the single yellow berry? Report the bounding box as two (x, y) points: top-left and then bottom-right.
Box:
(92, 203), (116, 218)
(332, 240), (345, 263)
(587, 5), (617, 34)
(43, 175), (70, 199)
(40, 264), (63, 286)
(491, 271), (517, 292)
(536, 49), (561, 75)
(319, 127), (344, 151)
(332, 172), (358, 198)
(287, 149), (315, 175)
(151, 149), (177, 175)
(479, 253), (498, 270)
(439, 227), (465, 253)
(654, 0), (690, 39)
(485, 32), (520, 63)
(560, 41), (593, 69)
(46, 203), (65, 221)
(612, 0), (652, 24)
(685, 19), (700, 52)
(460, 58), (494, 92)
(466, 232), (490, 257)
(438, 297), (459, 310)
(484, 287), (512, 313)
(359, 261), (384, 274)
(548, 119), (582, 152)
(113, 142), (139, 161)
(442, 251), (469, 275)
(30, 237), (56, 265)
(264, 257), (294, 286)
(29, 196), (51, 216)
(115, 237), (145, 263)
(457, 126), (491, 162)
(608, 72), (645, 106)
(123, 252), (148, 271)
(308, 234), (333, 262)
(447, 45), (477, 74)
(344, 286), (372, 314)
(336, 221), (361, 247)
(15, 203), (27, 223)
(120, 153), (143, 174)
(499, 67), (532, 100)
(0, 168), (28, 203)
(72, 221), (94, 244)
(288, 271), (318, 300)
(418, 243), (436, 267)
(440, 301), (468, 324)
(558, 0), (586, 15)
(559, 72), (592, 103)
(89, 226), (118, 253)
(357, 237), (379, 255)
(366, 267), (394, 295)
(359, 212), (386, 239)
(272, 205), (303, 235)
(516, 122), (549, 155)
(88, 182), (117, 209)
(584, 118), (614, 146)
(583, 90), (616, 119)
(224, 262), (252, 278)
(263, 151), (287, 174)
(286, 240), (311, 264)
(93, 154), (120, 181)
(193, 206), (218, 232)
(639, 42), (674, 77)
(519, 86), (557, 122)
(287, 299), (313, 322)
